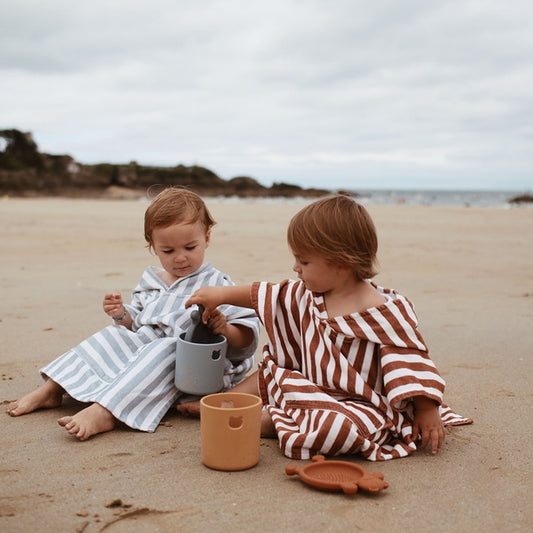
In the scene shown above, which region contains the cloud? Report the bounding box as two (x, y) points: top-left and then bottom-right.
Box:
(1, 0), (532, 190)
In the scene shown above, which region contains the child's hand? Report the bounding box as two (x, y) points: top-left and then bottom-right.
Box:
(206, 308), (227, 336)
(412, 402), (446, 455)
(186, 287), (225, 323)
(103, 293), (124, 319)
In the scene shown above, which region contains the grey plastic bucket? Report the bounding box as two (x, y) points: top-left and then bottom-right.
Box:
(175, 332), (227, 395)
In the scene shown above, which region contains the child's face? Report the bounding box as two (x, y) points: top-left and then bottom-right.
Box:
(152, 220), (210, 280)
(291, 251), (338, 294)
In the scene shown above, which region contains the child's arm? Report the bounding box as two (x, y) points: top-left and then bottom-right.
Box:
(206, 308), (256, 349)
(186, 286), (255, 349)
(103, 293), (133, 330)
(186, 286), (253, 320)
(412, 396), (446, 455)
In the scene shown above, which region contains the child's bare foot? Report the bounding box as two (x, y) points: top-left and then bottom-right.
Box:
(7, 379), (64, 416)
(177, 400), (201, 417)
(261, 409), (277, 438)
(57, 403), (115, 440)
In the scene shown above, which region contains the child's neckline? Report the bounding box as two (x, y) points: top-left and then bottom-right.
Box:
(312, 291), (393, 321)
(313, 281), (389, 319)
(150, 263), (208, 288)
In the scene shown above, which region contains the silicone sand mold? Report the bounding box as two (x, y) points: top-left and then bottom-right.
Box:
(285, 455), (389, 495)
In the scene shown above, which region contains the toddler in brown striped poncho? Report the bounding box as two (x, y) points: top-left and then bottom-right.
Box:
(183, 194), (472, 461)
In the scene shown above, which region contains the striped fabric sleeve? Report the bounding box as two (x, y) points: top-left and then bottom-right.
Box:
(380, 346), (445, 410)
(251, 280), (303, 370)
(356, 293), (446, 409)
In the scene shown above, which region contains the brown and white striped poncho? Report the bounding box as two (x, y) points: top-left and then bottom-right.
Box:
(252, 280), (472, 461)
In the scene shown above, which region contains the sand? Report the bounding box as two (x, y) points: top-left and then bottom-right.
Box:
(1, 197), (532, 533)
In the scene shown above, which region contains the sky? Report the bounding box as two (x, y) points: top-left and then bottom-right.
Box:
(1, 0), (532, 192)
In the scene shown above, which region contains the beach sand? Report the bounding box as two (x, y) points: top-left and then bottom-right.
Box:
(1, 197), (532, 532)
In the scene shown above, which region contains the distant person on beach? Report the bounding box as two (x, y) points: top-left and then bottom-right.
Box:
(180, 194), (472, 461)
(7, 187), (259, 440)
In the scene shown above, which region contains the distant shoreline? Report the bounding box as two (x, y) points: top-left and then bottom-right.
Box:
(3, 185), (531, 209)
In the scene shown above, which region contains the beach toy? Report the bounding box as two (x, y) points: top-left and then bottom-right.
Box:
(285, 455), (389, 495)
(174, 305), (227, 395)
(183, 304), (218, 344)
(200, 392), (262, 471)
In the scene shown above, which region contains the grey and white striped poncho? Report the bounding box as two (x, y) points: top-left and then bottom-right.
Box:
(41, 263), (260, 432)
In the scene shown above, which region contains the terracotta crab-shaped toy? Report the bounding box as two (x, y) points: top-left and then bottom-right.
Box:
(285, 455), (389, 495)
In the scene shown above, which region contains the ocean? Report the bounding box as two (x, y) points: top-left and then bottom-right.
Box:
(348, 189), (531, 208)
(211, 189), (532, 208)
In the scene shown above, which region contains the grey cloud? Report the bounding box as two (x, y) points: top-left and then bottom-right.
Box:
(1, 0), (532, 191)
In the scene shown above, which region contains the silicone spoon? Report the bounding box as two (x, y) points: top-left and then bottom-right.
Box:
(184, 305), (220, 344)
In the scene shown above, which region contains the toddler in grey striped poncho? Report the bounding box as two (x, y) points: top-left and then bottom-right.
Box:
(7, 188), (259, 440)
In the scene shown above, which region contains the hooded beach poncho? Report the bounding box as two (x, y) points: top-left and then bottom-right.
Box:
(252, 280), (472, 461)
(41, 263), (259, 432)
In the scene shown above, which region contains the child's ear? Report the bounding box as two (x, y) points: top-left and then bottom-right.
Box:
(205, 228), (212, 247)
(336, 263), (352, 275)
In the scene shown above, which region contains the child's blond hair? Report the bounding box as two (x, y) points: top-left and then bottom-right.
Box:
(144, 187), (216, 250)
(287, 194), (378, 280)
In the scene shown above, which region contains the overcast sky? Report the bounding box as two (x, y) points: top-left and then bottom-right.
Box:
(1, 0), (532, 191)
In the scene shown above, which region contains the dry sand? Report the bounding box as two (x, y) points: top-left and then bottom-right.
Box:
(1, 197), (532, 533)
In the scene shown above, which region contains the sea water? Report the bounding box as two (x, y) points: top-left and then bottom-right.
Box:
(350, 189), (530, 208)
(207, 189), (531, 208)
